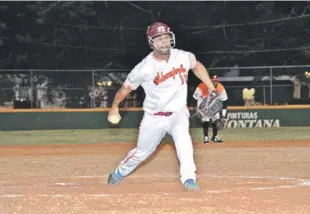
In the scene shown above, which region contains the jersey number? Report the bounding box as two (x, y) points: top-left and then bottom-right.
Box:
(179, 73), (188, 84)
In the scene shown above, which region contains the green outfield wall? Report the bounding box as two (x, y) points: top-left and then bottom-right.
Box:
(1, 107), (310, 131)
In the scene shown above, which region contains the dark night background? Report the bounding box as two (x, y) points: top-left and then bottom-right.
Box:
(0, 1), (310, 108)
(1, 1), (310, 69)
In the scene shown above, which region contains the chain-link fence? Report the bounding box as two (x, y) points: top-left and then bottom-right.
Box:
(206, 65), (310, 106)
(1, 65), (310, 108)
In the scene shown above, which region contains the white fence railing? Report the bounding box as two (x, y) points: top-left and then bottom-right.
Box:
(0, 65), (310, 108)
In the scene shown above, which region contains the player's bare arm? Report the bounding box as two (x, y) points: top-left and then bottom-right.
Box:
(111, 85), (132, 108)
(108, 85), (132, 121)
(192, 61), (215, 91)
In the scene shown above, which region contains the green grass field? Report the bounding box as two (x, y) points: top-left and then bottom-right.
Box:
(0, 127), (309, 145)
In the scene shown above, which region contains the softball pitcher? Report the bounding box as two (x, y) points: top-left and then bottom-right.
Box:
(107, 22), (219, 191)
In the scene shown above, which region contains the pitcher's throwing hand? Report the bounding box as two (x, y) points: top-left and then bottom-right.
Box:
(108, 107), (121, 124)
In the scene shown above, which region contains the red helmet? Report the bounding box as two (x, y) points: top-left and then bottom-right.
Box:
(146, 22), (175, 49)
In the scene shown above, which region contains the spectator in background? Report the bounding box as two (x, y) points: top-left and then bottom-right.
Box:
(242, 88), (255, 106)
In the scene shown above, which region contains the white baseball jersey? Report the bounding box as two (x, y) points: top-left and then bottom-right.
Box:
(123, 48), (196, 114)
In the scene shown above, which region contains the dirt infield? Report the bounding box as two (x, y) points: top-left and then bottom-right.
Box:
(0, 140), (310, 214)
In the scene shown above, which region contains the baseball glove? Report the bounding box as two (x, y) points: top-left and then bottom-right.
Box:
(193, 91), (223, 119)
(214, 118), (226, 130)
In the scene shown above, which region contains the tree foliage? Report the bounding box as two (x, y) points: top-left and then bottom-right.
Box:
(1, 1), (310, 69)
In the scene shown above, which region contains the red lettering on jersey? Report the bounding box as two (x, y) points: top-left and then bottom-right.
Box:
(153, 64), (187, 85)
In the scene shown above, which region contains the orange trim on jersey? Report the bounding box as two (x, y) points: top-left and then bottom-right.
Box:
(153, 64), (186, 85)
(198, 82), (225, 98)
